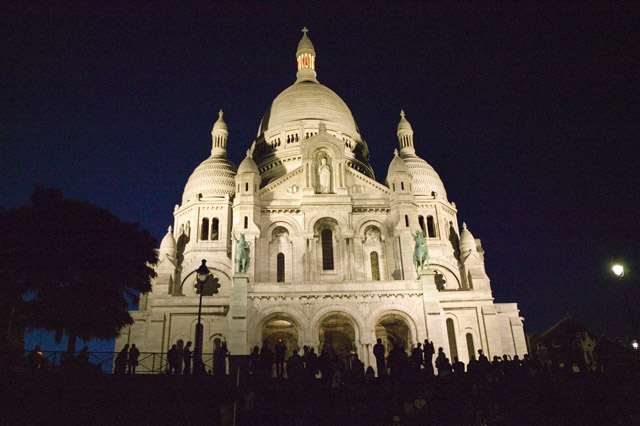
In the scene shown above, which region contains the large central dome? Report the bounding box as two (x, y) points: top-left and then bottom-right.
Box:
(252, 29), (373, 183)
(257, 80), (359, 137)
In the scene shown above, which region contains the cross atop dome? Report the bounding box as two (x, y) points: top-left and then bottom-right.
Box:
(302, 27), (308, 35)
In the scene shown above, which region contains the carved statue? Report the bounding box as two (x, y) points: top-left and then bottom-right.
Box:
(365, 227), (381, 244)
(234, 233), (251, 273)
(318, 157), (331, 193)
(412, 230), (429, 275)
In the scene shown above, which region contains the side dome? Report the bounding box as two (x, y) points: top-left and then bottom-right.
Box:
(401, 152), (448, 199)
(182, 156), (237, 204)
(395, 111), (448, 199)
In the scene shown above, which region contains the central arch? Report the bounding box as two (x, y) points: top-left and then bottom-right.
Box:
(317, 313), (357, 367)
(375, 313), (413, 355)
(260, 314), (300, 360)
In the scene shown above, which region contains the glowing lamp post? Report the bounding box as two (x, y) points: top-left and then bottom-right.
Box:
(612, 264), (639, 349)
(194, 259), (210, 374)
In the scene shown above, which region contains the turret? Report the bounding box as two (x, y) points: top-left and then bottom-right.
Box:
(296, 27), (318, 83)
(397, 110), (415, 154)
(211, 110), (229, 157)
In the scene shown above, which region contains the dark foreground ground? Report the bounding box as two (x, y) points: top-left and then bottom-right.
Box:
(2, 370), (640, 426)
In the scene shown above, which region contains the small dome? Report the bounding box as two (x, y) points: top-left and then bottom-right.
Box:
(212, 110), (227, 131)
(182, 156), (237, 204)
(386, 149), (411, 178)
(459, 223), (477, 253)
(159, 226), (177, 259)
(238, 150), (259, 174)
(397, 110), (413, 132)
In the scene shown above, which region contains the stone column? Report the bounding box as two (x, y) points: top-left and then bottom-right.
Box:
(227, 274), (249, 355)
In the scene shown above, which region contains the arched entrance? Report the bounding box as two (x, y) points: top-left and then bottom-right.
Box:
(261, 317), (299, 359)
(318, 314), (356, 366)
(375, 313), (412, 355)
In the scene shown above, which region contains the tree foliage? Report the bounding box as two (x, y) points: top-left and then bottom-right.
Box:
(0, 187), (157, 352)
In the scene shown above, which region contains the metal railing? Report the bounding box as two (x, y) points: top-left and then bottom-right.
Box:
(22, 350), (221, 374)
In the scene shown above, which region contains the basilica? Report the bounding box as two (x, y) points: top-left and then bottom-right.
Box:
(115, 29), (527, 371)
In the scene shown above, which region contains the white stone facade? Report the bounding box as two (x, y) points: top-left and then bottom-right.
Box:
(116, 30), (527, 370)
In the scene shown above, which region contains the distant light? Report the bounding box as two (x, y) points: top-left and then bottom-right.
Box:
(612, 264), (625, 278)
(633, 341), (638, 350)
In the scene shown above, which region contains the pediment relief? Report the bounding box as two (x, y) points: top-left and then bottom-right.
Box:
(259, 167), (304, 200)
(345, 168), (391, 197)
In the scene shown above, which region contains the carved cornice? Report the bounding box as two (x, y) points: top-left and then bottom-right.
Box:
(248, 291), (422, 301)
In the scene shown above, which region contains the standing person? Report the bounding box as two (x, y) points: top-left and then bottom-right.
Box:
(423, 339), (435, 375)
(373, 338), (386, 377)
(286, 349), (304, 381)
(167, 344), (178, 374)
(274, 339), (287, 379)
(183, 341), (192, 375)
(260, 341), (274, 379)
(249, 345), (260, 375)
(410, 343), (423, 370)
(213, 338), (227, 377)
(115, 344), (128, 375)
(127, 344), (140, 374)
(175, 341), (184, 375)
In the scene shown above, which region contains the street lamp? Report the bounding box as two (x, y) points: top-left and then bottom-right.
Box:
(194, 259), (210, 374)
(612, 264), (639, 349)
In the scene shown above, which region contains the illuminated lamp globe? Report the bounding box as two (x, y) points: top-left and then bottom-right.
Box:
(612, 264), (625, 278)
(197, 259), (210, 283)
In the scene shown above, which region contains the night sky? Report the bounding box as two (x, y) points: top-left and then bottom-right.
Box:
(2, 2), (639, 351)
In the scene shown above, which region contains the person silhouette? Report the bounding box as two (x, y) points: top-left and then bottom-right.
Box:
(183, 341), (192, 375)
(127, 344), (140, 374)
(373, 338), (386, 377)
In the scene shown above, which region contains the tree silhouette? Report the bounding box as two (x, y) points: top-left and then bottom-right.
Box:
(0, 187), (157, 355)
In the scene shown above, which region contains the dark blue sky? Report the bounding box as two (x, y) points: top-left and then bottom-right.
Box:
(2, 2), (639, 351)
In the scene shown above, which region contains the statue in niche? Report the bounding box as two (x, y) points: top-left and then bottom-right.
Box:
(273, 227), (289, 244)
(412, 230), (430, 275)
(234, 233), (251, 273)
(317, 157), (331, 193)
(364, 227), (381, 245)
(434, 270), (446, 291)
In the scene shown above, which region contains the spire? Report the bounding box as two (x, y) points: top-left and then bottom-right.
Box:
(397, 110), (415, 153)
(296, 27), (317, 83)
(211, 109), (229, 157)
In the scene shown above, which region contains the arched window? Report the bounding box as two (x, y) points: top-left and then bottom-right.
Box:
(211, 218), (219, 240)
(370, 251), (380, 280)
(466, 333), (475, 361)
(245, 182), (249, 191)
(404, 215), (409, 227)
(392, 183), (395, 191)
(427, 216), (436, 238)
(321, 229), (334, 270)
(201, 218), (209, 241)
(244, 216), (248, 229)
(401, 182), (405, 191)
(418, 215), (426, 236)
(446, 318), (459, 361)
(277, 253), (285, 282)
